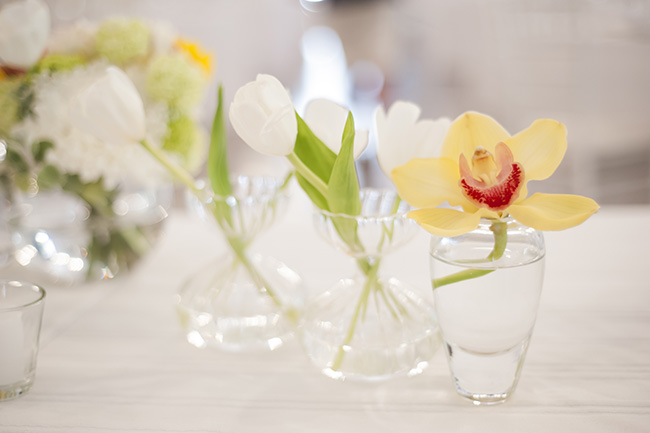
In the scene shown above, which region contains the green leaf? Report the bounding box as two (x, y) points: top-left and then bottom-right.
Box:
(32, 140), (54, 163)
(205, 85), (234, 228)
(327, 111), (360, 216)
(36, 164), (61, 190)
(326, 111), (362, 252)
(207, 85), (232, 197)
(294, 113), (336, 184)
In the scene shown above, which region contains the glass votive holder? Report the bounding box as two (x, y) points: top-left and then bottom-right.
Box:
(0, 280), (46, 401)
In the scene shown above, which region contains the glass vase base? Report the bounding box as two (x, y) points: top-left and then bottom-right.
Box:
(299, 277), (440, 382)
(0, 375), (34, 401)
(446, 338), (531, 405)
(176, 254), (304, 353)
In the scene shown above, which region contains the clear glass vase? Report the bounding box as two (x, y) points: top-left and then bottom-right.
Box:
(430, 217), (545, 405)
(299, 189), (440, 381)
(7, 185), (171, 284)
(176, 176), (305, 352)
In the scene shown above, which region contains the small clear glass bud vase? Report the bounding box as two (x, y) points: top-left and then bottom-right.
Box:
(430, 217), (545, 405)
(299, 189), (441, 381)
(176, 175), (305, 352)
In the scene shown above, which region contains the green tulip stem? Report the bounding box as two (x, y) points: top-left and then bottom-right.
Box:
(330, 258), (381, 372)
(431, 220), (508, 290)
(140, 139), (296, 323)
(287, 152), (328, 198)
(219, 229), (297, 325)
(139, 140), (202, 197)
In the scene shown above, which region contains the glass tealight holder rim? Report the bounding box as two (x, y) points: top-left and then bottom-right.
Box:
(0, 280), (46, 313)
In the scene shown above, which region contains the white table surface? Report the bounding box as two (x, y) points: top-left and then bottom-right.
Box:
(0, 193), (648, 433)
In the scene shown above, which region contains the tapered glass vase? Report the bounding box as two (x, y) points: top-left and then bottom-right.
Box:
(176, 176), (304, 352)
(299, 189), (440, 381)
(430, 217), (545, 405)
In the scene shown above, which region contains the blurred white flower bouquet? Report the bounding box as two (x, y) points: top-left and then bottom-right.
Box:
(0, 0), (212, 281)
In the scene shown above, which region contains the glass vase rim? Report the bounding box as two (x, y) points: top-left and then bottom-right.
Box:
(314, 188), (411, 220)
(0, 280), (46, 312)
(196, 174), (289, 203)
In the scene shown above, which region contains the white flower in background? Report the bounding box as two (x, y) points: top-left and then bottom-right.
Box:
(303, 98), (368, 159)
(47, 19), (98, 58)
(11, 63), (167, 189)
(375, 101), (451, 177)
(70, 66), (146, 147)
(147, 20), (179, 56)
(229, 74), (298, 156)
(0, 0), (50, 69)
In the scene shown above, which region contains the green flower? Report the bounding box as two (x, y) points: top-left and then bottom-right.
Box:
(162, 115), (205, 172)
(145, 54), (203, 111)
(95, 19), (150, 65)
(33, 54), (85, 75)
(0, 79), (22, 135)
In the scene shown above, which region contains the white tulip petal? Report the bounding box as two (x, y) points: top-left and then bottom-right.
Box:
(375, 100), (450, 177)
(0, 0), (50, 69)
(229, 74), (297, 156)
(304, 98), (367, 158)
(69, 66), (146, 146)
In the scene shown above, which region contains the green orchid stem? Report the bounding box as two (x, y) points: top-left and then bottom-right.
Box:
(432, 220), (508, 290)
(139, 139), (202, 196)
(330, 258), (381, 372)
(287, 152), (328, 198)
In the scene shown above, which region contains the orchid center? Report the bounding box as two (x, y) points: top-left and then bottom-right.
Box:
(458, 142), (524, 211)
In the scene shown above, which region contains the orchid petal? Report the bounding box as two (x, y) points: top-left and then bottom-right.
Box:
(441, 112), (510, 161)
(304, 98), (367, 159)
(375, 101), (450, 177)
(408, 208), (481, 237)
(508, 193), (599, 231)
(506, 119), (567, 182)
(391, 158), (470, 208)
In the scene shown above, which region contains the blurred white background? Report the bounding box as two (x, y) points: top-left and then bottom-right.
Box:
(17, 0), (650, 204)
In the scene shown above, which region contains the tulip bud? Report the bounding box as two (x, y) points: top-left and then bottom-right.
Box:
(0, 0), (50, 69)
(69, 66), (146, 147)
(229, 74), (297, 156)
(375, 101), (450, 178)
(303, 98), (368, 159)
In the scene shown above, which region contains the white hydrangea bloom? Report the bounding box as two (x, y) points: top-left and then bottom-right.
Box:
(11, 62), (169, 189)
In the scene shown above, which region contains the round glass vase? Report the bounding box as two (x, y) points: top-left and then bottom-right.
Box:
(8, 185), (171, 285)
(176, 176), (305, 352)
(430, 217), (545, 405)
(299, 189), (440, 381)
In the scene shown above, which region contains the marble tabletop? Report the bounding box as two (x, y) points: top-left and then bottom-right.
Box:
(0, 194), (648, 433)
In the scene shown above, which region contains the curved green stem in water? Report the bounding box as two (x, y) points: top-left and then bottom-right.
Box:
(432, 220), (508, 290)
(330, 258), (380, 371)
(139, 139), (296, 323)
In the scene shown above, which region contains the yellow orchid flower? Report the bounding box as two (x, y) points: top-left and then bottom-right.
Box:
(392, 111), (599, 236)
(175, 37), (213, 76)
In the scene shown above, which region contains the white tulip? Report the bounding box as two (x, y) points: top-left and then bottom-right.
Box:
(69, 66), (146, 147)
(303, 98), (368, 159)
(229, 74), (297, 156)
(0, 0), (50, 69)
(375, 101), (451, 177)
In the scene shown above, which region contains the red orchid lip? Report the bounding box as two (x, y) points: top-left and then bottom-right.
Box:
(458, 142), (524, 211)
